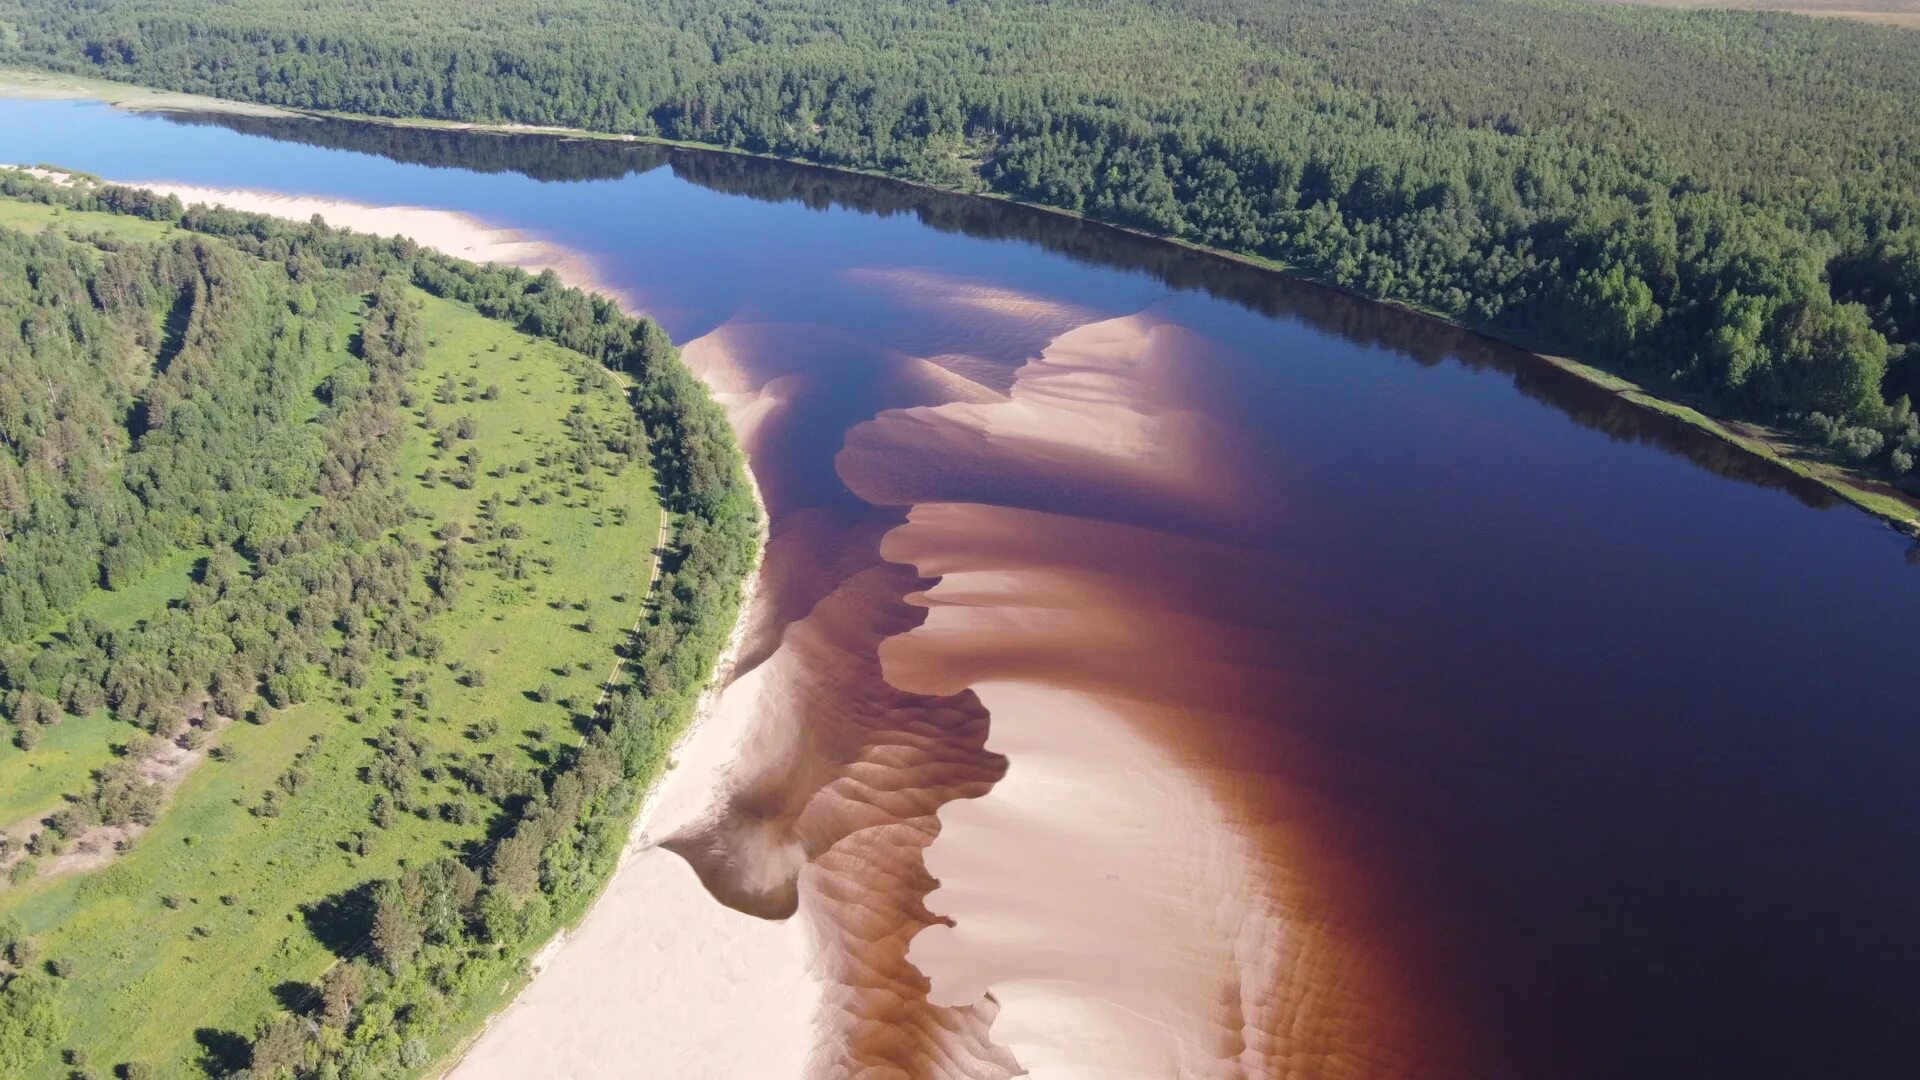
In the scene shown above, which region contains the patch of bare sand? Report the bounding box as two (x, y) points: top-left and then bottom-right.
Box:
(632, 312), (1028, 1076)
(117, 182), (643, 311)
(652, 549), (1018, 1079)
(3, 165), (79, 186)
(0, 706), (231, 885)
(679, 323), (804, 454)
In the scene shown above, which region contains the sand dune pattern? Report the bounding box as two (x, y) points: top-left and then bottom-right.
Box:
(100, 184), (1474, 1077)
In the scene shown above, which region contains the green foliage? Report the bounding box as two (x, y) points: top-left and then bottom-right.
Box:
(4, 0), (1916, 471)
(0, 174), (754, 1075)
(0, 971), (66, 1074)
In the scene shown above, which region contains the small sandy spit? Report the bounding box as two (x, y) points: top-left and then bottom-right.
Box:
(117, 182), (640, 311)
(0, 68), (299, 116)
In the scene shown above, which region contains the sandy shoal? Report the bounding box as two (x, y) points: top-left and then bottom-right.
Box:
(846, 313), (1469, 1078)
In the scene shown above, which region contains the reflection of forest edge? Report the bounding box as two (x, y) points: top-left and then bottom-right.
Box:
(166, 109), (1870, 516)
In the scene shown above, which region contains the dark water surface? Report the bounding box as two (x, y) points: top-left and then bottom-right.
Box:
(5, 98), (1918, 1078)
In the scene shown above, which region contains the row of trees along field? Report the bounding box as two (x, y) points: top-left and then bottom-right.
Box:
(0, 172), (755, 1076)
(1, 0), (1917, 479)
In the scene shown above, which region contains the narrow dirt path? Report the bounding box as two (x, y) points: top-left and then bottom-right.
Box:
(594, 505), (674, 718)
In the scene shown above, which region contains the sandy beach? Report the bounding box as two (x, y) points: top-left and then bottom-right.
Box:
(112, 183), (637, 308)
(0, 66), (303, 116)
(449, 513), (822, 1080)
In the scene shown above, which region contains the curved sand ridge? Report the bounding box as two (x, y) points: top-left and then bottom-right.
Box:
(662, 315), (1041, 1078)
(840, 312), (1485, 1077)
(93, 183), (1483, 1076)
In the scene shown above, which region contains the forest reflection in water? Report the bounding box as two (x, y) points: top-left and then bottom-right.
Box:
(162, 108), (1855, 512)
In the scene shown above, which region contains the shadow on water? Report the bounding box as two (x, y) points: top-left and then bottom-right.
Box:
(157, 108), (1857, 516)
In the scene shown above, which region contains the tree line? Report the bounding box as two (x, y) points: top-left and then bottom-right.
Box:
(0, 170), (756, 1076)
(2, 0), (1918, 476)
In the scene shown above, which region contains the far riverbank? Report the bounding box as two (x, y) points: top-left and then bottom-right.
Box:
(3, 63), (1914, 538)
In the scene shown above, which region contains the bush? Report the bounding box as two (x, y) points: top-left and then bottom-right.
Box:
(1833, 426), (1885, 461)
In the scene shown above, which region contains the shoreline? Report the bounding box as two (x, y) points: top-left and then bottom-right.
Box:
(58, 177), (784, 1077)
(440, 457), (774, 1077)
(3, 64), (1913, 536)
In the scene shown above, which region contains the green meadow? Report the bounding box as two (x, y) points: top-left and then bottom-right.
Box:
(0, 190), (670, 1075)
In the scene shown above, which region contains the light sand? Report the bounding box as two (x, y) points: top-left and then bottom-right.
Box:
(837, 311), (1255, 526)
(117, 182), (641, 311)
(678, 323), (804, 454)
(905, 679), (1287, 1079)
(842, 314), (1469, 1077)
(5, 166), (78, 186)
(857, 320), (1309, 1073)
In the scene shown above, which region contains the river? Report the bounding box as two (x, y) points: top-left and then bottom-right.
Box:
(5, 97), (1919, 1078)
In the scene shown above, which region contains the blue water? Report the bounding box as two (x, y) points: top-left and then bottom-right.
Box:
(5, 96), (1918, 1078)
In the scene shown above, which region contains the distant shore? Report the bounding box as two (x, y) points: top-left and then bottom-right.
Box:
(0, 66), (299, 116)
(5, 64), (1911, 539)
(1580, 0), (1920, 30)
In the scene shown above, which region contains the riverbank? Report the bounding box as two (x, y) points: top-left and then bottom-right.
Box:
(5, 62), (1910, 537)
(446, 466), (800, 1080)
(0, 65), (297, 117)
(8, 86), (1915, 1080)
(76, 178), (780, 1077)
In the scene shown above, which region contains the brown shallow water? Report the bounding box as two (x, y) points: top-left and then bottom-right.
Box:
(12, 100), (1920, 1078)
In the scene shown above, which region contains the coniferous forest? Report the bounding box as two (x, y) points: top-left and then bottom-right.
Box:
(2, 0), (1919, 477)
(0, 170), (755, 1075)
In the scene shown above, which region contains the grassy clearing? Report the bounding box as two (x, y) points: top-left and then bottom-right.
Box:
(0, 194), (181, 243)
(0, 202), (661, 1075)
(0, 63), (298, 115)
(0, 713), (120, 826)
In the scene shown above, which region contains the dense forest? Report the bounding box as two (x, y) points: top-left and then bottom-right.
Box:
(2, 0), (1918, 478)
(0, 171), (755, 1076)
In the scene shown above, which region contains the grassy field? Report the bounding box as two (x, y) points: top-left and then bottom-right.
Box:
(1578, 0), (1920, 28)
(0, 194), (183, 241)
(0, 197), (663, 1076)
(0, 63), (299, 114)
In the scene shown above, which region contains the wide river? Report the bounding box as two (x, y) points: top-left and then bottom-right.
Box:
(6, 98), (1919, 1078)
